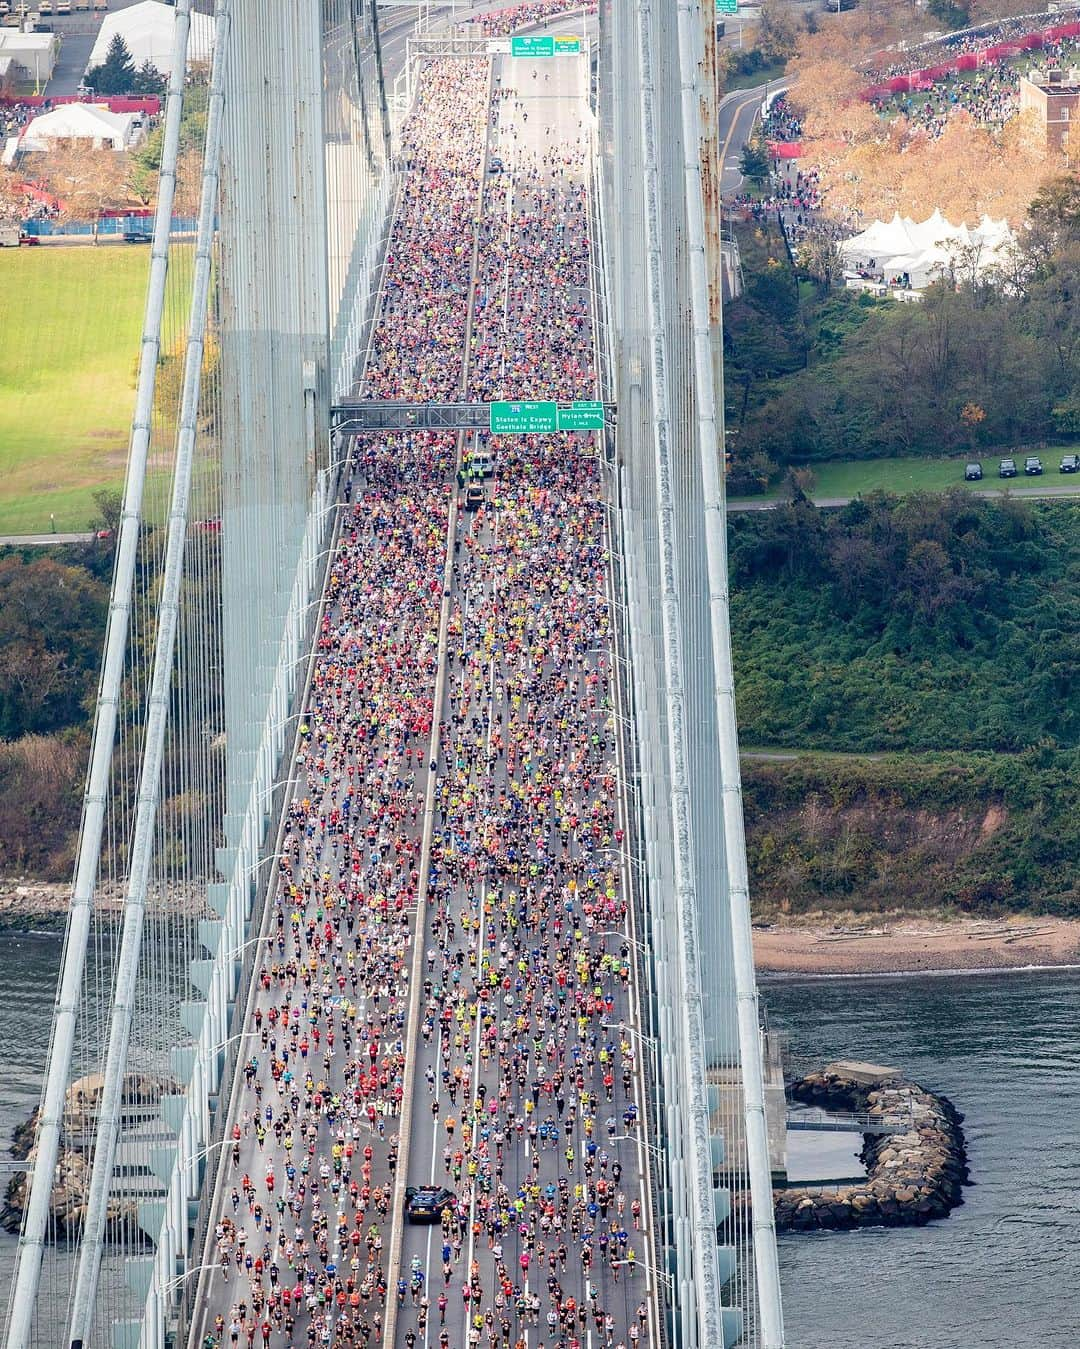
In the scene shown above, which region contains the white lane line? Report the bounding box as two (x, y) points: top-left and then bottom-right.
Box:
(462, 500), (500, 1318)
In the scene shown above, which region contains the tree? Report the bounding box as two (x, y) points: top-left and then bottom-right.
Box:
(85, 34), (137, 96)
(92, 488), (123, 535)
(41, 141), (131, 243)
(755, 0), (802, 64)
(131, 59), (166, 97)
(739, 133), (770, 184)
(0, 556), (108, 738)
(926, 0), (970, 29)
(0, 164), (24, 226)
(796, 232), (842, 288)
(173, 146), (203, 219)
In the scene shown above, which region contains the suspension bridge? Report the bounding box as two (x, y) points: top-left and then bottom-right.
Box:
(3, 3), (784, 1347)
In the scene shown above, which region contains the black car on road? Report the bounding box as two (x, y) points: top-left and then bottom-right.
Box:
(404, 1185), (457, 1223)
(998, 458), (1017, 478)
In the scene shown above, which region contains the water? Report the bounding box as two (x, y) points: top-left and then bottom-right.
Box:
(2, 940), (1079, 1345)
(0, 933), (64, 1297)
(764, 969), (1080, 1349)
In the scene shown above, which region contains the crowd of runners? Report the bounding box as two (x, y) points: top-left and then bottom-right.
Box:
(203, 50), (651, 1349)
(478, 0), (596, 39)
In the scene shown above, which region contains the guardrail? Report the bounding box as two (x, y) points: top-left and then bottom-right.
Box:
(786, 1108), (914, 1136)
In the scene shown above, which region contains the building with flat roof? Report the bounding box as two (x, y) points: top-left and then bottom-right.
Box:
(0, 29), (58, 90)
(1019, 68), (1080, 151)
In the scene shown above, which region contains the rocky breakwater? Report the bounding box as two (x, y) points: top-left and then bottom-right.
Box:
(1, 1072), (177, 1238)
(775, 1066), (969, 1231)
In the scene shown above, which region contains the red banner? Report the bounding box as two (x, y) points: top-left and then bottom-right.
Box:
(0, 94), (160, 115)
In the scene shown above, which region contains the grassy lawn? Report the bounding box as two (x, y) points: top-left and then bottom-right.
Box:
(731, 453), (1080, 504)
(0, 248), (149, 535)
(727, 61), (787, 93)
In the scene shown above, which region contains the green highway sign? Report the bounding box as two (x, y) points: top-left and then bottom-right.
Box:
(511, 35), (555, 56)
(556, 400), (605, 431)
(489, 401), (606, 433)
(510, 34), (581, 56)
(490, 401), (558, 433)
(717, 0), (738, 12)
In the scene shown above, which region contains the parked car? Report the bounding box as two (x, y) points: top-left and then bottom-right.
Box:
(964, 462), (982, 481)
(1059, 453), (1080, 474)
(998, 458), (1017, 478)
(404, 1186), (457, 1223)
(1024, 456), (1043, 476)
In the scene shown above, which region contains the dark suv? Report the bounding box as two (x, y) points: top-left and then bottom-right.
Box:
(1059, 453), (1080, 474)
(1024, 456), (1043, 476)
(998, 458), (1017, 478)
(964, 462), (982, 481)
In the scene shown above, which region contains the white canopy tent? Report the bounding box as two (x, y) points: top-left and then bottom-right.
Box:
(87, 0), (214, 79)
(841, 210), (1014, 287)
(20, 103), (144, 152)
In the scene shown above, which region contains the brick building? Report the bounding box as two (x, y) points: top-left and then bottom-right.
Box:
(1019, 68), (1080, 152)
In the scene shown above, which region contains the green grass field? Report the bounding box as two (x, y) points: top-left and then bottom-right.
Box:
(731, 453), (1080, 505)
(0, 247), (149, 535)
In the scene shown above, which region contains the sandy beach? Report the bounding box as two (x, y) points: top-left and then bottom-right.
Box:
(753, 915), (1080, 975)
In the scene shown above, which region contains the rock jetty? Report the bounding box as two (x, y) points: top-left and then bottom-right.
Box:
(2, 1072), (177, 1238)
(774, 1065), (968, 1231)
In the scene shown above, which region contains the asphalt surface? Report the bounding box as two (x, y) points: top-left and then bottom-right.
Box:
(191, 37), (655, 1349)
(718, 83), (767, 197)
(391, 53), (653, 1349)
(36, 0), (152, 97)
(727, 483), (1080, 511)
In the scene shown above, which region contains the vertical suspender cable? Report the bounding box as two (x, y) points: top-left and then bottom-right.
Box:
(673, 2), (785, 1342)
(65, 5), (231, 1338)
(3, 7), (195, 1345)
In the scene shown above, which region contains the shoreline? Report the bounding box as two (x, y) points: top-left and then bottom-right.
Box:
(0, 881), (210, 931)
(753, 915), (1080, 976)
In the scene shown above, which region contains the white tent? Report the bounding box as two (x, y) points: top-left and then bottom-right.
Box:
(839, 213), (915, 266)
(841, 210), (1015, 287)
(904, 207), (951, 250)
(20, 103), (142, 152)
(973, 215), (1012, 249)
(87, 0), (214, 79)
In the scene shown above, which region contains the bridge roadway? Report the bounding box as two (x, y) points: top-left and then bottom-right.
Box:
(192, 44), (658, 1349)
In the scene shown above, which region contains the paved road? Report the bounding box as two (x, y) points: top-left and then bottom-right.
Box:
(39, 0), (152, 97)
(728, 483), (1080, 511)
(718, 83), (770, 197)
(392, 51), (654, 1349)
(191, 38), (655, 1349)
(0, 531), (96, 545)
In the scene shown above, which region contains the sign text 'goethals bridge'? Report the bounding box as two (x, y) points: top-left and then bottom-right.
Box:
(509, 35), (583, 56)
(489, 401), (605, 433)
